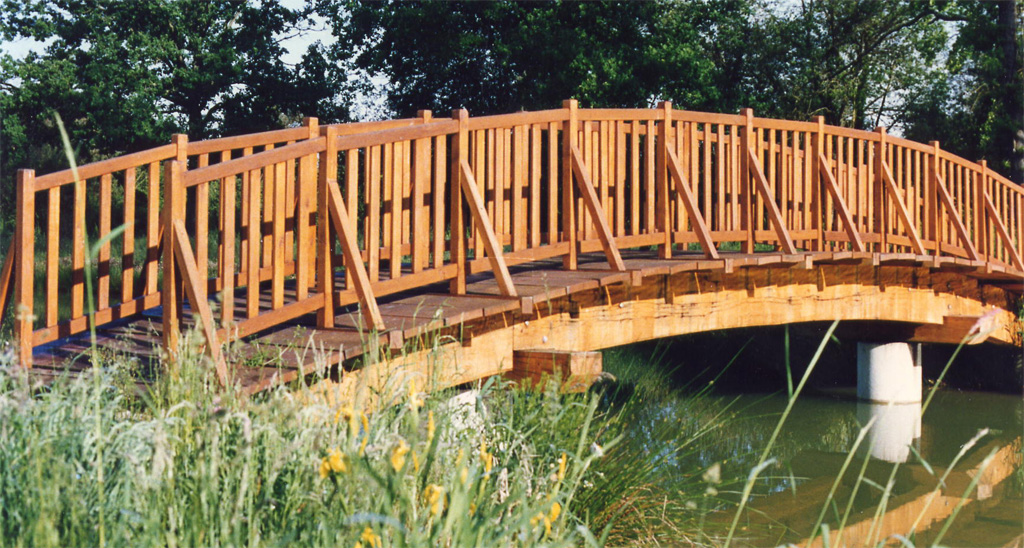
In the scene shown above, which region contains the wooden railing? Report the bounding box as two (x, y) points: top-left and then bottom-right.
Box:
(4, 102), (1022, 382)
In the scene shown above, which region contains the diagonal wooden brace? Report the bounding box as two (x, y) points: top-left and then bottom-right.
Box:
(172, 220), (229, 386)
(818, 153), (866, 252)
(569, 144), (626, 270)
(326, 180), (386, 331)
(934, 172), (980, 260)
(0, 240), (16, 331)
(459, 160), (517, 297)
(666, 148), (719, 259)
(879, 161), (927, 255)
(982, 192), (1024, 271)
(746, 146), (798, 254)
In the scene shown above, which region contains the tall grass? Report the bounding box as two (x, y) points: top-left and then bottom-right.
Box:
(0, 334), (618, 547)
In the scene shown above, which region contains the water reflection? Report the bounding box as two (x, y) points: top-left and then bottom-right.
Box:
(856, 401), (921, 463)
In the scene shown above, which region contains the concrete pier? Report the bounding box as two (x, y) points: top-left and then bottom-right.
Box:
(857, 342), (922, 404)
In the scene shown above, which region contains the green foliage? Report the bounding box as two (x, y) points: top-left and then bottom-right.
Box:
(0, 342), (612, 547)
(0, 0), (347, 235)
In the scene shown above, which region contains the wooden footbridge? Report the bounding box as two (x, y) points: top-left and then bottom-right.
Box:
(4, 101), (1022, 398)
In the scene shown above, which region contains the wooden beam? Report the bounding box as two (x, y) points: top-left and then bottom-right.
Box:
(982, 192), (1024, 271)
(15, 170), (35, 367)
(162, 161), (182, 355)
(879, 161), (927, 255)
(0, 240), (16, 334)
(325, 179), (387, 330)
(562, 99), (579, 269)
(459, 160), (517, 297)
(746, 146), (798, 254)
(817, 153), (866, 252)
(666, 148), (718, 259)
(317, 126), (337, 328)
(569, 145), (627, 270)
(933, 172), (980, 260)
(172, 220), (229, 386)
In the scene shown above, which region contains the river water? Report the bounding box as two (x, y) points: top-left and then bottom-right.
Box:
(602, 335), (1023, 547)
(688, 388), (1021, 546)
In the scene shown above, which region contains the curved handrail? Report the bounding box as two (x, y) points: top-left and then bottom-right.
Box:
(5, 103), (1022, 372)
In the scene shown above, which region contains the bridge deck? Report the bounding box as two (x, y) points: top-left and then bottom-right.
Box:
(27, 249), (1021, 394)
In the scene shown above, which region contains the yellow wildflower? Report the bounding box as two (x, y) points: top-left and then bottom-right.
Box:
(319, 458), (331, 479)
(468, 502), (477, 516)
(426, 411), (435, 441)
(336, 406), (359, 436)
(557, 453), (567, 481)
(327, 448), (348, 474)
(479, 439), (494, 473)
(408, 383), (424, 409)
(460, 466), (469, 485)
(412, 450), (420, 472)
(530, 512), (552, 536)
(390, 439), (410, 472)
(423, 484), (445, 516)
(359, 526), (381, 548)
(549, 501), (561, 522)
(359, 435), (368, 457)
(360, 411), (369, 433)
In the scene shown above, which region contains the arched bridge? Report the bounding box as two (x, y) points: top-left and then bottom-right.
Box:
(5, 101), (1022, 397)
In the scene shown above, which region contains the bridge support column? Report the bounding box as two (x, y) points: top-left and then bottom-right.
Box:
(507, 350), (602, 393)
(856, 342), (922, 462)
(856, 342), (922, 404)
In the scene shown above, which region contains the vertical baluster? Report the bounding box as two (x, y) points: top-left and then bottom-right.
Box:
(563, 100), (579, 268)
(196, 154), (209, 305)
(246, 161), (262, 319)
(239, 147), (252, 278)
(547, 121), (559, 245)
(367, 145), (381, 282)
(343, 148), (358, 290)
(220, 152), (236, 327)
(16, 170), (36, 367)
(97, 173), (112, 310)
(530, 124), (542, 247)
(512, 125), (526, 251)
(46, 186), (60, 326)
(316, 125), (338, 328)
(122, 167), (136, 304)
(629, 121), (640, 236)
(450, 109), (469, 293)
(261, 144), (275, 269)
(412, 111), (431, 272)
(644, 119), (655, 235)
(389, 141), (403, 281)
(145, 161), (160, 296)
(272, 160), (286, 309)
(656, 102), (673, 258)
(432, 134), (446, 268)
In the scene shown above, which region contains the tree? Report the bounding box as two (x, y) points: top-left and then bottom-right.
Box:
(904, 0), (1023, 184)
(0, 0), (347, 232)
(319, 0), (679, 116)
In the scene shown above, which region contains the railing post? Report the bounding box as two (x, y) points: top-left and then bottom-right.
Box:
(929, 140), (941, 257)
(656, 101), (673, 259)
(161, 159), (183, 355)
(740, 108), (755, 253)
(317, 125), (338, 328)
(976, 159), (988, 261)
(812, 116), (826, 251)
(412, 110), (432, 273)
(450, 109), (469, 293)
(15, 169), (35, 368)
(873, 127), (888, 253)
(297, 117), (319, 299)
(562, 99), (578, 269)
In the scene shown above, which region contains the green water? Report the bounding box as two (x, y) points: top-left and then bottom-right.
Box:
(600, 348), (1023, 546)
